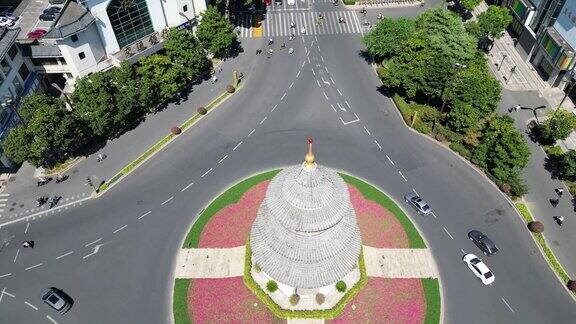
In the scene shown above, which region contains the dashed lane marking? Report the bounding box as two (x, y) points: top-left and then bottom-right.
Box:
(289, 81), (294, 89)
(363, 126), (371, 136)
(24, 222), (30, 234)
(85, 238), (102, 247)
(430, 211), (437, 219)
(181, 182), (194, 192)
(24, 301), (38, 310)
(412, 188), (419, 196)
(201, 168), (213, 178)
(161, 196), (174, 205)
(0, 273), (11, 279)
(113, 225), (128, 234)
(398, 171), (407, 182)
(233, 141), (243, 151)
(323, 92), (329, 100)
(337, 89), (343, 96)
(138, 211), (152, 220)
(55, 251), (73, 260)
(386, 155), (395, 165)
(460, 248), (466, 254)
(248, 129), (256, 137)
(281, 92), (287, 100)
(13, 249), (19, 263)
(316, 79), (321, 87)
(218, 155), (228, 164)
(0, 287), (15, 303)
(46, 314), (58, 324)
(443, 227), (454, 240)
(330, 104), (336, 112)
(501, 297), (515, 313)
(259, 116), (267, 125)
(24, 263), (43, 271)
(374, 140), (381, 149)
(311, 69), (316, 76)
(271, 104), (278, 112)
(296, 70), (301, 78)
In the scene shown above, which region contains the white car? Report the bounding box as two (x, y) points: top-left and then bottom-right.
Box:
(0, 17), (14, 27)
(287, 0), (295, 5)
(463, 253), (494, 285)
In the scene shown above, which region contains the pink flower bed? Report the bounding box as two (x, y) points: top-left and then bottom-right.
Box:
(199, 181), (270, 248)
(188, 277), (284, 323)
(331, 278), (426, 323)
(348, 185), (409, 248)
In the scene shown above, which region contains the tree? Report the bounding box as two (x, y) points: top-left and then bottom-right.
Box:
(196, 6), (237, 58)
(363, 17), (415, 61)
(558, 150), (576, 181)
(447, 102), (479, 133)
(461, 0), (482, 11)
(471, 116), (530, 185)
(18, 94), (54, 123)
(447, 65), (502, 118)
(539, 109), (576, 143)
(164, 28), (211, 80)
(477, 5), (512, 39)
(72, 72), (117, 138)
(137, 54), (187, 107)
(109, 61), (142, 120)
(2, 126), (31, 165)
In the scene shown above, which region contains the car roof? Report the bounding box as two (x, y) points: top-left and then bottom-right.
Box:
(475, 260), (490, 274)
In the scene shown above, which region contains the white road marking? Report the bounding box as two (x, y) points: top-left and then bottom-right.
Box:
(161, 196), (174, 205)
(0, 194), (9, 197)
(13, 249), (19, 263)
(24, 301), (38, 310)
(316, 79), (321, 87)
(345, 100), (351, 109)
(25, 263), (43, 271)
(330, 77), (336, 84)
(460, 248), (466, 254)
(398, 171), (407, 182)
(296, 70), (301, 78)
(0, 273), (11, 279)
(259, 116), (267, 125)
(0, 287), (15, 303)
(412, 188), (419, 196)
(281, 92), (287, 100)
(83, 244), (102, 259)
(56, 251), (74, 260)
(233, 141), (243, 151)
(386, 155), (395, 165)
(430, 211), (437, 219)
(443, 227), (454, 240)
(181, 182), (194, 192)
(46, 314), (58, 324)
(311, 69), (316, 76)
(307, 56), (311, 64)
(337, 102), (345, 111)
(138, 211), (152, 219)
(323, 92), (329, 100)
(320, 55), (324, 62)
(271, 104), (278, 112)
(374, 140), (381, 149)
(289, 81), (294, 89)
(330, 104), (336, 112)
(85, 238), (102, 247)
(325, 66), (329, 74)
(304, 46), (307, 53)
(363, 126), (371, 135)
(201, 168), (213, 178)
(218, 155), (228, 164)
(301, 61), (306, 68)
(248, 129), (256, 137)
(24, 222), (30, 234)
(113, 225), (128, 234)
(337, 89), (343, 96)
(501, 297), (515, 313)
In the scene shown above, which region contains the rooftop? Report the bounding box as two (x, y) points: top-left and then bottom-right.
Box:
(44, 1), (95, 39)
(0, 27), (20, 60)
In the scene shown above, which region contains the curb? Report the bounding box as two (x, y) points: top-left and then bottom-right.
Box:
(94, 84), (243, 197)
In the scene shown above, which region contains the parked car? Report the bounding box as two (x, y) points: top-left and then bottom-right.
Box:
(462, 253), (495, 285)
(39, 13), (56, 21)
(0, 12), (19, 21)
(44, 6), (62, 13)
(0, 17), (15, 27)
(468, 230), (499, 256)
(404, 193), (432, 216)
(40, 287), (73, 314)
(287, 0), (295, 5)
(27, 29), (47, 40)
(49, 0), (65, 4)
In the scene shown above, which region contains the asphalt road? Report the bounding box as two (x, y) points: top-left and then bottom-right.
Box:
(1, 6), (575, 324)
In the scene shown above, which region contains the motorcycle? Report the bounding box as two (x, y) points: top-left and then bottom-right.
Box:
(554, 216), (564, 227)
(55, 174), (68, 183)
(37, 177), (52, 187)
(36, 196), (48, 207)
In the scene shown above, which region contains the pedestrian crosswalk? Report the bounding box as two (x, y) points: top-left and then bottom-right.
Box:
(234, 10), (363, 38)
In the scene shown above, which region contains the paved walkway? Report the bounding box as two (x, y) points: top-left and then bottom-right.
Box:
(363, 246), (439, 278)
(287, 319), (325, 324)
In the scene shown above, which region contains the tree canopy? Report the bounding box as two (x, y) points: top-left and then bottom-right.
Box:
(539, 109), (576, 143)
(477, 5), (512, 39)
(196, 6), (237, 58)
(164, 28), (211, 80)
(137, 54), (188, 107)
(72, 72), (118, 138)
(363, 17), (415, 61)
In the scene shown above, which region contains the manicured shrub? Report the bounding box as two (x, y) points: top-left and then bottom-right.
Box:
(449, 141), (471, 159)
(568, 280), (576, 292)
(315, 293), (325, 305)
(170, 126), (181, 135)
(336, 280), (347, 292)
(435, 132), (446, 142)
(226, 85), (235, 93)
(289, 294), (300, 306)
(197, 107), (207, 115)
(500, 182), (511, 195)
(529, 221), (544, 233)
(266, 280), (278, 292)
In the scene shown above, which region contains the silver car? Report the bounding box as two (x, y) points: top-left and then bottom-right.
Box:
(41, 287), (73, 314)
(404, 193), (432, 215)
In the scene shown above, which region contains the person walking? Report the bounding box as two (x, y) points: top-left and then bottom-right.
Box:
(211, 75), (218, 84)
(556, 188), (564, 197)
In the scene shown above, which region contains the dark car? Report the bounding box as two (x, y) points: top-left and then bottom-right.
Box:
(39, 13), (56, 21)
(49, 0), (65, 4)
(40, 287), (73, 314)
(468, 230), (499, 256)
(44, 6), (62, 14)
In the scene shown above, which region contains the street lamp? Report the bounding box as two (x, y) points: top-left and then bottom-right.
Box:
(497, 53), (507, 71)
(432, 62), (467, 133)
(0, 98), (26, 127)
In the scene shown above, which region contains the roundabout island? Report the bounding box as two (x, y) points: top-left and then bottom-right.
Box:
(173, 139), (440, 323)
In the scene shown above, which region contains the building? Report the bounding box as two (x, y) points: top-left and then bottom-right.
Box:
(249, 139), (362, 293)
(507, 0), (576, 88)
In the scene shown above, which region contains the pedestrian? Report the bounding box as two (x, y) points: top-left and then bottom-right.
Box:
(217, 66), (222, 73)
(97, 153), (106, 162)
(289, 47), (294, 54)
(268, 48), (274, 55)
(239, 72), (244, 79)
(281, 42), (286, 48)
(551, 198), (560, 207)
(515, 104), (521, 112)
(301, 27), (306, 34)
(211, 75), (218, 84)
(556, 188), (564, 197)
(256, 49), (262, 55)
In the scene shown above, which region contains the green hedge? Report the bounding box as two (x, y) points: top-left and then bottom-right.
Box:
(173, 279), (191, 324)
(182, 170), (280, 248)
(422, 278), (441, 324)
(343, 0), (356, 4)
(340, 173), (426, 248)
(243, 237), (368, 319)
(392, 94), (439, 136)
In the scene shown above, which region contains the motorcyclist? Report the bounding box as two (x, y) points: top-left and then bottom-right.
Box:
(554, 215), (565, 226)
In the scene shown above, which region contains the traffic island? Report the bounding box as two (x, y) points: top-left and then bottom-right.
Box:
(173, 171), (441, 323)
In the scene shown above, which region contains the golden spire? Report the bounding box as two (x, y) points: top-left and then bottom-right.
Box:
(303, 137), (316, 171)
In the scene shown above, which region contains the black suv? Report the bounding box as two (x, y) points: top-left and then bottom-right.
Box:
(468, 230), (499, 256)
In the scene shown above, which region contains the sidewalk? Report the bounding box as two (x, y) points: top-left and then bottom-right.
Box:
(0, 40), (260, 226)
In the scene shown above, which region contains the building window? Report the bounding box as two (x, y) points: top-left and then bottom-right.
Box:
(0, 73), (4, 87)
(18, 64), (30, 81)
(71, 34), (78, 42)
(78, 52), (86, 60)
(0, 58), (11, 76)
(12, 78), (23, 95)
(107, 0), (155, 48)
(8, 45), (18, 60)
(183, 5), (188, 12)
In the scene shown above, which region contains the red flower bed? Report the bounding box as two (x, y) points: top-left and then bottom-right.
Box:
(188, 277), (284, 323)
(348, 185), (409, 248)
(199, 181), (270, 248)
(330, 278), (426, 323)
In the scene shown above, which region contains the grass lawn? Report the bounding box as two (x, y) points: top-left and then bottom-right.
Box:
(173, 279), (191, 324)
(422, 278), (441, 324)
